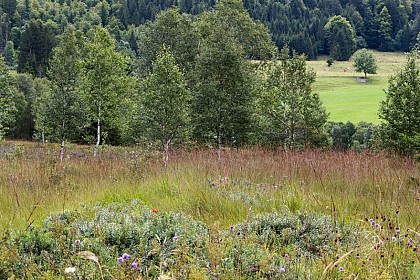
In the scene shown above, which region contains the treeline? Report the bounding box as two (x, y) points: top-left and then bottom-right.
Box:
(0, 0), (419, 159)
(245, 0), (420, 58)
(0, 0), (419, 74)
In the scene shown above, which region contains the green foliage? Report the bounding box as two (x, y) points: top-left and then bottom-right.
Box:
(352, 48), (378, 79)
(9, 73), (36, 139)
(0, 56), (17, 139)
(4, 41), (16, 67)
(259, 47), (329, 148)
(80, 26), (134, 147)
(232, 212), (351, 256)
(324, 15), (356, 61)
(32, 78), (53, 143)
(325, 121), (378, 151)
(17, 19), (58, 77)
(190, 0), (274, 148)
(137, 8), (199, 75)
(191, 25), (254, 147)
(204, 0), (277, 60)
(0, 200), (209, 279)
(326, 57), (334, 67)
(377, 6), (393, 51)
(326, 121), (356, 150)
(139, 46), (190, 164)
(39, 27), (86, 146)
(379, 52), (420, 155)
(351, 121), (377, 150)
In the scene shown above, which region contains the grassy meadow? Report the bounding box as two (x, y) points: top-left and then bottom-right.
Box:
(0, 142), (419, 278)
(0, 51), (417, 280)
(310, 51), (407, 124)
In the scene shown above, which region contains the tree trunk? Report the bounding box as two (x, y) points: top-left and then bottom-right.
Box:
(217, 132), (222, 162)
(163, 139), (170, 168)
(59, 120), (65, 162)
(60, 139), (65, 162)
(94, 102), (101, 157)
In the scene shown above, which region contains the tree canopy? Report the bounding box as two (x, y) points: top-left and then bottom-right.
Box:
(0, 0), (417, 64)
(324, 15), (356, 61)
(379, 52), (420, 155)
(352, 48), (378, 79)
(259, 47), (329, 148)
(140, 45), (190, 166)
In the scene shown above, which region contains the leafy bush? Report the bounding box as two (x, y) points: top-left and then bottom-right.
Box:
(3, 199), (416, 279)
(0, 200), (209, 279)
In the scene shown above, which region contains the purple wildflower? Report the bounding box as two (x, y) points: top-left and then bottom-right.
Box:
(117, 257), (124, 263)
(284, 253), (289, 258)
(339, 267), (344, 271)
(392, 237), (397, 241)
(131, 262), (138, 270)
(173, 236), (179, 242)
(396, 229), (401, 235)
(280, 267), (286, 273)
(122, 253), (131, 260)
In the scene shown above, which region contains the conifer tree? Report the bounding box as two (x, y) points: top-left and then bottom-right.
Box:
(324, 15), (356, 61)
(0, 55), (17, 140)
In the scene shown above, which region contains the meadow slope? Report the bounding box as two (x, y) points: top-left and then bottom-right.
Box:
(310, 51), (407, 124)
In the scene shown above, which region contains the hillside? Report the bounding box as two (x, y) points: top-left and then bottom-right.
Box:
(310, 51), (407, 124)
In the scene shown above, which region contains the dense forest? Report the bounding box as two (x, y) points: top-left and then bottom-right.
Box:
(0, 0), (419, 157)
(0, 0), (419, 71)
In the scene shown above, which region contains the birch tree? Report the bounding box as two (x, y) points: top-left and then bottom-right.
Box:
(191, 27), (254, 160)
(141, 46), (190, 167)
(33, 78), (52, 144)
(260, 47), (328, 148)
(81, 27), (131, 156)
(46, 27), (85, 161)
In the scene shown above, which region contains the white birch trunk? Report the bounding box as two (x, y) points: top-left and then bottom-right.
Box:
(163, 139), (170, 168)
(41, 128), (45, 144)
(217, 133), (222, 162)
(59, 120), (65, 162)
(60, 139), (65, 162)
(94, 102), (101, 157)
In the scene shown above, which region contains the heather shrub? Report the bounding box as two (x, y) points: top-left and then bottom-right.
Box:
(0, 200), (209, 279)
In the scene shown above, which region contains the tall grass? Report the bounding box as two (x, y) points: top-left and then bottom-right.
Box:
(1, 142), (418, 232)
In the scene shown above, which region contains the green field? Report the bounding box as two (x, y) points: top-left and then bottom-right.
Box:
(309, 51), (407, 124)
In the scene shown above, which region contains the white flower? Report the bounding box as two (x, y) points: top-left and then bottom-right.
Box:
(64, 267), (76, 274)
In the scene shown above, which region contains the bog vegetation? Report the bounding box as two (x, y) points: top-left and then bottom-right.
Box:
(0, 0), (419, 278)
(0, 145), (419, 279)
